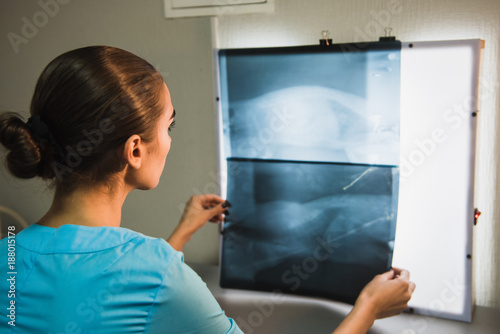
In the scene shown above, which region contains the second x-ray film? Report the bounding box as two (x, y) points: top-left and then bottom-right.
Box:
(221, 159), (399, 303)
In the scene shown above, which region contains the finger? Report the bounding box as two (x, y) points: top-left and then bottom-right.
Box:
(207, 203), (227, 218)
(409, 281), (416, 293)
(377, 269), (395, 281)
(200, 194), (225, 205)
(209, 215), (223, 223)
(391, 267), (403, 276)
(198, 197), (226, 211)
(398, 270), (410, 281)
(214, 213), (225, 221)
(207, 199), (224, 207)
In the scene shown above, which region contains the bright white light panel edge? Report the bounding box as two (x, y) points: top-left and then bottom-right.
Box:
(214, 39), (482, 322)
(392, 39), (481, 322)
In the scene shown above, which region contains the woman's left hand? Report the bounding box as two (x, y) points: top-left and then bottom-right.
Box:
(167, 194), (230, 251)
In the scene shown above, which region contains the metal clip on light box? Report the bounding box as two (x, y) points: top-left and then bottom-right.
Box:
(379, 27), (396, 42)
(320, 30), (332, 46)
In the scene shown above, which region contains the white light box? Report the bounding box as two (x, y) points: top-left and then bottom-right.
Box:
(392, 39), (482, 322)
(215, 39), (482, 322)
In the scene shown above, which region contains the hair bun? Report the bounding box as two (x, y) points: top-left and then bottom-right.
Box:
(26, 115), (65, 161)
(0, 112), (53, 179)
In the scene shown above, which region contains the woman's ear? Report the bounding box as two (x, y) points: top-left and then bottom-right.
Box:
(122, 135), (143, 170)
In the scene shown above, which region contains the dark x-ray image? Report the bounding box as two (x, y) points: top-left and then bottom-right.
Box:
(221, 159), (399, 304)
(219, 42), (401, 304)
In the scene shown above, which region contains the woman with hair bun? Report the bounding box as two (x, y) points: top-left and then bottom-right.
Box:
(0, 46), (414, 333)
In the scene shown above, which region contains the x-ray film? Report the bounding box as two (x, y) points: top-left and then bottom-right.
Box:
(221, 159), (399, 303)
(219, 43), (401, 166)
(218, 42), (401, 304)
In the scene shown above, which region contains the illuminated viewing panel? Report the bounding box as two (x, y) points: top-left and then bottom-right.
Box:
(216, 39), (481, 322)
(392, 40), (481, 322)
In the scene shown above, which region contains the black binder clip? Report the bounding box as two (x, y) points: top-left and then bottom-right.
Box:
(320, 30), (332, 46)
(379, 27), (396, 42)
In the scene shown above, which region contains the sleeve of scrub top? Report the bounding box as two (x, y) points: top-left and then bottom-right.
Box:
(144, 250), (243, 334)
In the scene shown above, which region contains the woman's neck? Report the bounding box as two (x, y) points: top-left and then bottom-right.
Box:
(37, 183), (131, 229)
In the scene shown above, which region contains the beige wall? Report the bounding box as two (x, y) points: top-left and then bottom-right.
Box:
(0, 0), (221, 264)
(0, 0), (498, 308)
(215, 0), (500, 308)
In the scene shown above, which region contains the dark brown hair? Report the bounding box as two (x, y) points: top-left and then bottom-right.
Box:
(0, 46), (165, 192)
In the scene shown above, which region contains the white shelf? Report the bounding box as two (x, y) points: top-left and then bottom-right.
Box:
(164, 0), (274, 18)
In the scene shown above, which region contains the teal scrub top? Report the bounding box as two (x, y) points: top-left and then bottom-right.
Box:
(0, 223), (242, 333)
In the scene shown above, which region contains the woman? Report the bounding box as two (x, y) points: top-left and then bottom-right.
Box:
(0, 46), (414, 333)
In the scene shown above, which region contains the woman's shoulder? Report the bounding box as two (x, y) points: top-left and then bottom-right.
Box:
(108, 226), (180, 261)
(108, 227), (190, 287)
(1, 224), (180, 264)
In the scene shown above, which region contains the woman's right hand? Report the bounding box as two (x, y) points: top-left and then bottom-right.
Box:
(332, 268), (415, 334)
(355, 268), (416, 319)
(167, 195), (230, 251)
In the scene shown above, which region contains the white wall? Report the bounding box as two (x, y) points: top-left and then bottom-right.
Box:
(214, 0), (500, 308)
(0, 0), (498, 309)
